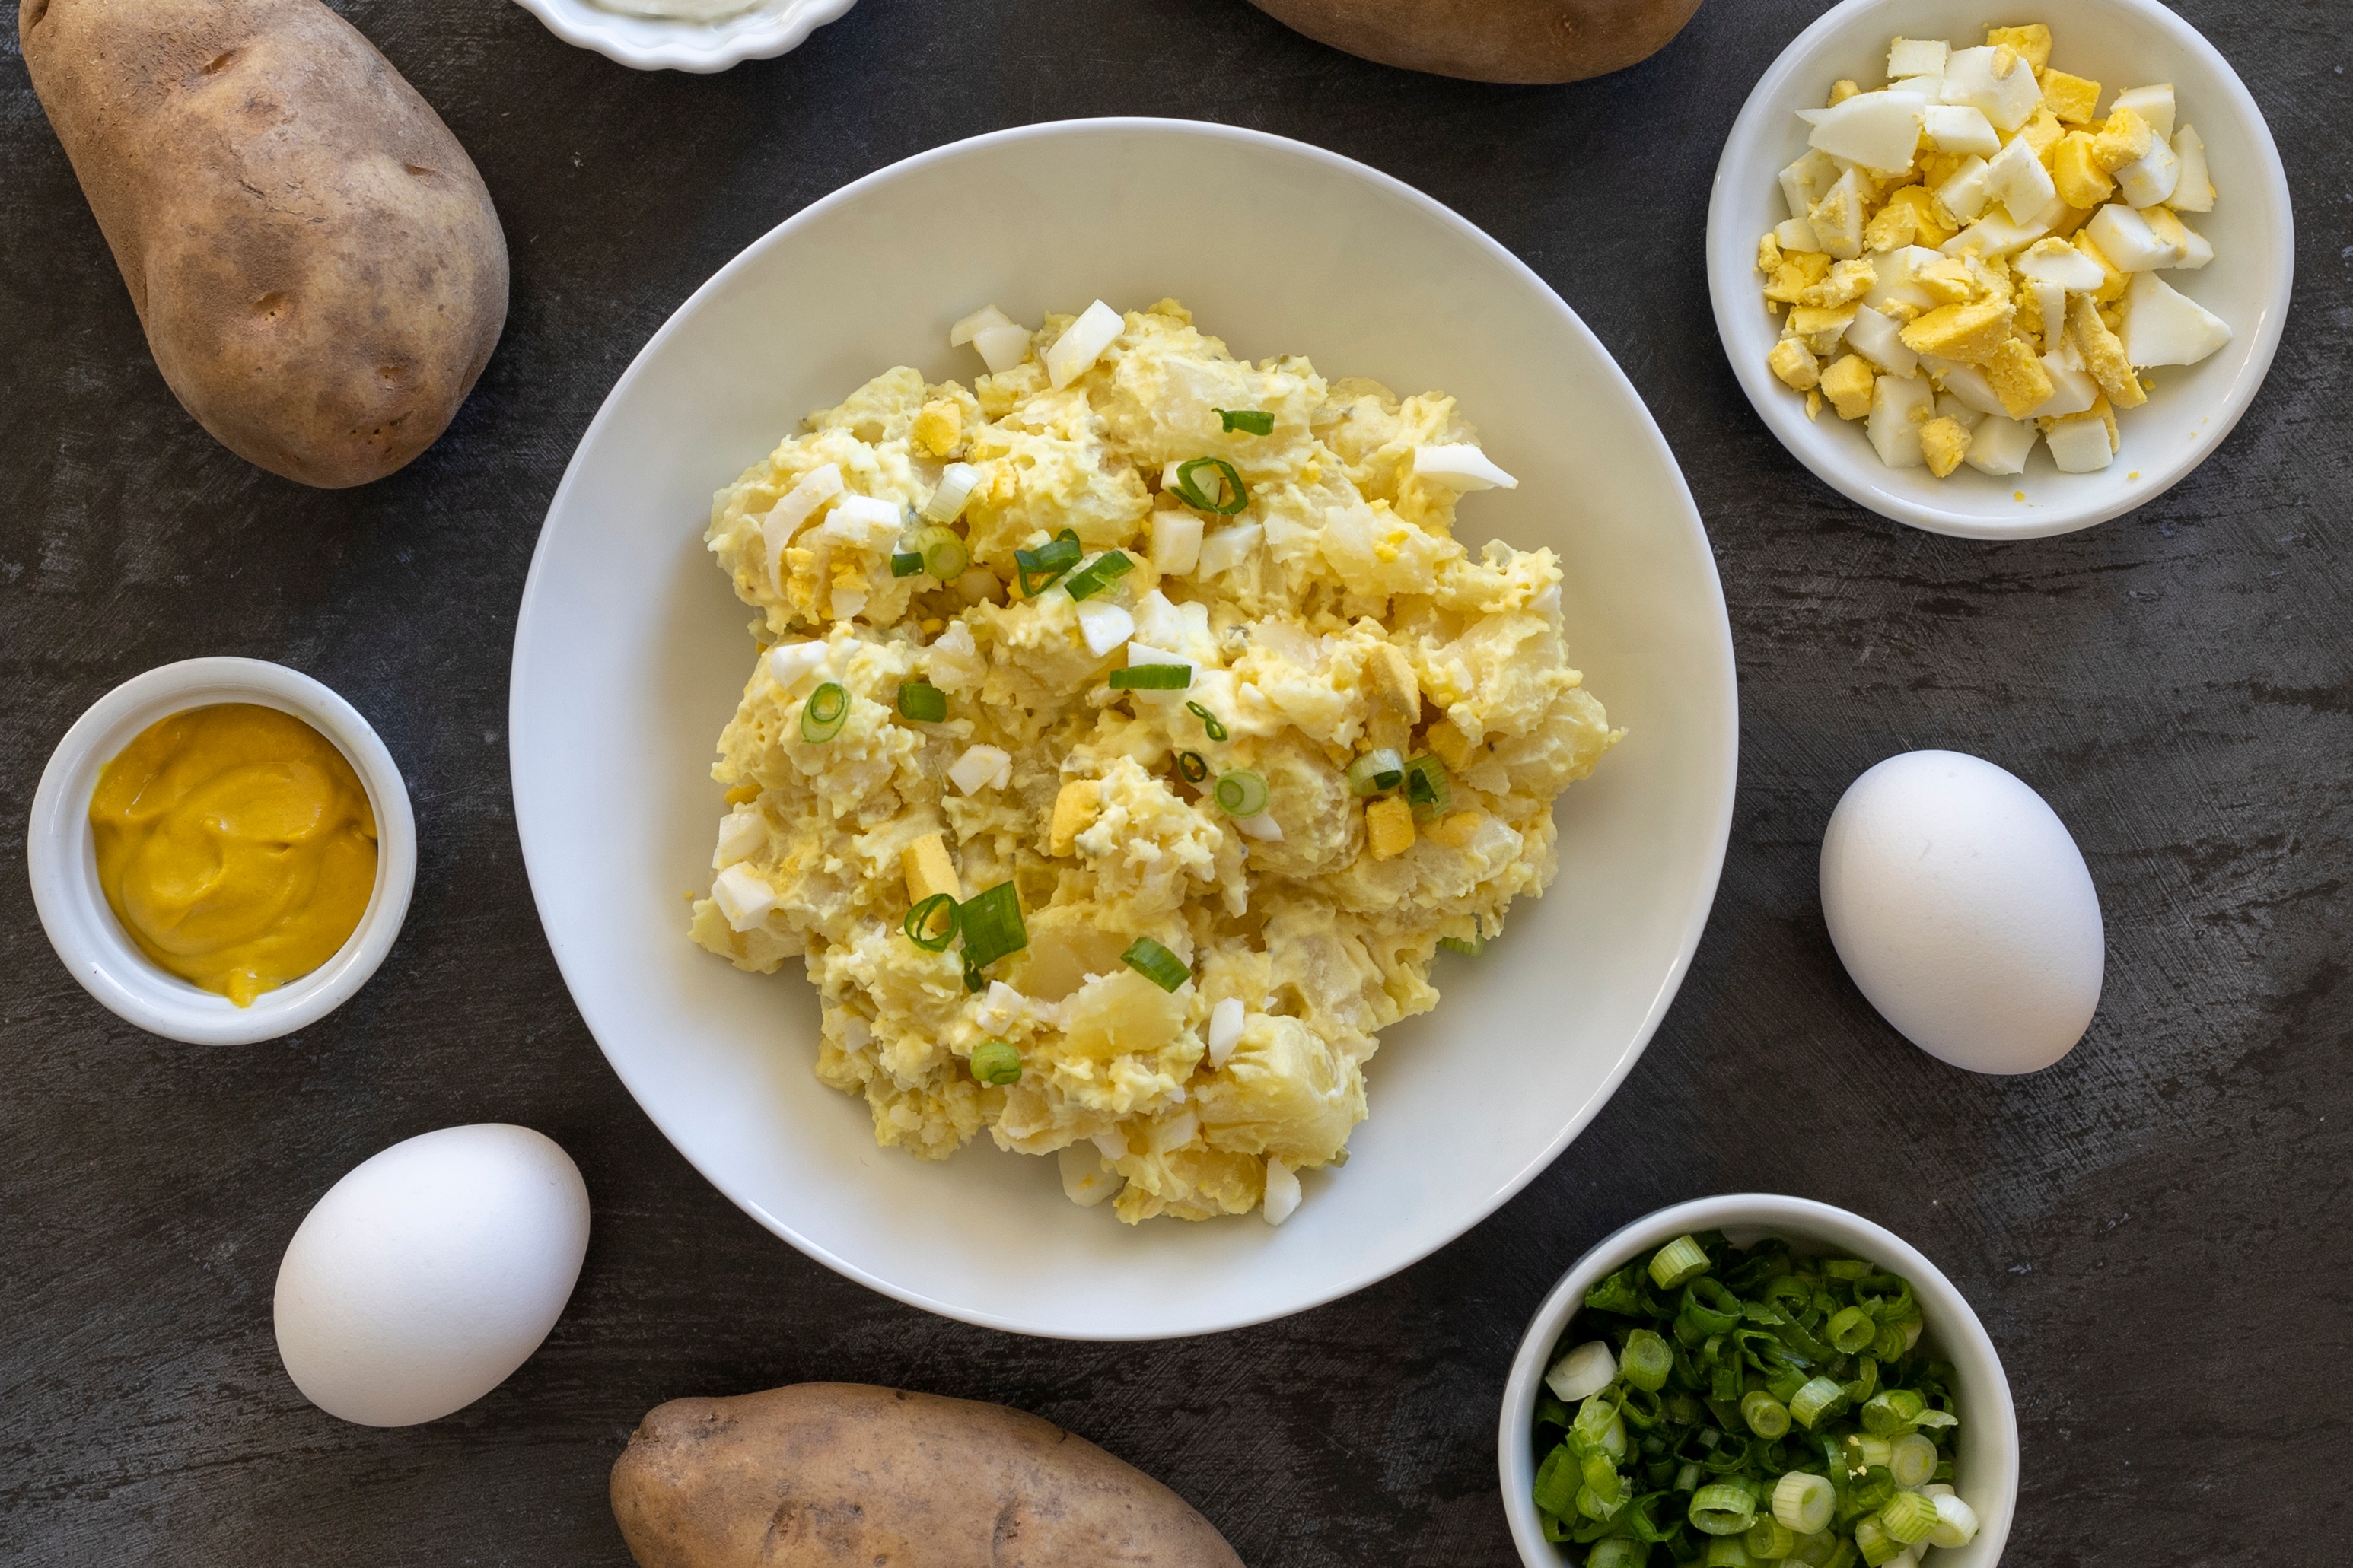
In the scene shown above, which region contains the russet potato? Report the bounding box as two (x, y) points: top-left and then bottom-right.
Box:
(1247, 0), (1705, 84)
(21, 0), (507, 488)
(610, 1383), (1245, 1568)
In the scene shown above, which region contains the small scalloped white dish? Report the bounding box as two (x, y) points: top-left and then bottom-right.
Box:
(508, 0), (855, 73)
(1707, 0), (2294, 539)
(26, 658), (417, 1046)
(1499, 1195), (2019, 1568)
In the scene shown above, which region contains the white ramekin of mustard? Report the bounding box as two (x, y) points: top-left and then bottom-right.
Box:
(27, 658), (416, 1045)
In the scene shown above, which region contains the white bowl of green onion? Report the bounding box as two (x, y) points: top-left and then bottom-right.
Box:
(1499, 1195), (2016, 1568)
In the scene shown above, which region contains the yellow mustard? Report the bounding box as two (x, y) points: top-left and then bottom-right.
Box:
(89, 704), (378, 1007)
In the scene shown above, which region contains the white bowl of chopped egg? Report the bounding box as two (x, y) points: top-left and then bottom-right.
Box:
(1708, 0), (2293, 538)
(511, 119), (1736, 1338)
(508, 0), (853, 73)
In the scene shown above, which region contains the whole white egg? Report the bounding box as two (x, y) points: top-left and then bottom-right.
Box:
(273, 1124), (590, 1426)
(1819, 750), (2103, 1073)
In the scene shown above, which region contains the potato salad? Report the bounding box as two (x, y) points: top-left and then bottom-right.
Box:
(689, 299), (1619, 1224)
(1758, 22), (2228, 479)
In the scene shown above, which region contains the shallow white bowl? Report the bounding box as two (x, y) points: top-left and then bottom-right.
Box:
(1500, 1195), (2018, 1568)
(508, 0), (854, 73)
(510, 118), (1737, 1340)
(1708, 0), (2294, 539)
(27, 658), (417, 1045)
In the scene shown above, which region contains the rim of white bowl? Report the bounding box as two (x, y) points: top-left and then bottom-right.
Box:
(507, 0), (857, 73)
(1498, 1194), (2018, 1568)
(511, 116), (1737, 1337)
(26, 657), (417, 1045)
(1706, 0), (2295, 539)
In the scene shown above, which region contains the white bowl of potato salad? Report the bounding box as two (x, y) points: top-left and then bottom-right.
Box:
(512, 120), (1735, 1337)
(1708, 0), (2293, 539)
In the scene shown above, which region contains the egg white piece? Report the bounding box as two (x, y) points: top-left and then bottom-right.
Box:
(1820, 751), (2103, 1074)
(273, 1124), (591, 1426)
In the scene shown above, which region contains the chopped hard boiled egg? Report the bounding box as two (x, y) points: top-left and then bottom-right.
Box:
(1412, 444), (1519, 490)
(1753, 21), (2229, 484)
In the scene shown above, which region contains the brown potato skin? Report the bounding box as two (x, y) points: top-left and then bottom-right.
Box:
(20, 0), (507, 488)
(610, 1383), (1246, 1568)
(1246, 0), (1704, 84)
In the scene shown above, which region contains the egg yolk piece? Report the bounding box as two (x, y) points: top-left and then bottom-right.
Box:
(89, 704), (379, 1007)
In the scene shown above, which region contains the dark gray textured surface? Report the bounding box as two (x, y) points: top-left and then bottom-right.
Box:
(3, 0), (2346, 1562)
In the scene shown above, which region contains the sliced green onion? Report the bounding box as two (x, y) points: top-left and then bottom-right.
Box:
(1708, 1538), (1756, 1568)
(915, 525), (969, 580)
(1533, 1445), (1578, 1518)
(1014, 530), (1083, 596)
(800, 682), (849, 743)
(1742, 1392), (1791, 1439)
(968, 1038), (1021, 1086)
(1437, 918), (1485, 957)
(897, 681), (947, 723)
(1214, 407), (1275, 436)
(1173, 456), (1248, 515)
(1176, 750), (1208, 784)
(963, 956), (985, 993)
(1622, 1328), (1674, 1392)
(1689, 1483), (1756, 1536)
(1062, 549), (1134, 600)
(1109, 663), (1192, 690)
(1772, 1472), (1836, 1535)
(1185, 700), (1229, 740)
(1213, 769), (1269, 817)
(890, 551), (925, 577)
(1852, 1517), (1899, 1568)
(1788, 1378), (1847, 1430)
(1545, 1341), (1618, 1403)
(1650, 1236), (1712, 1289)
(1826, 1306), (1875, 1354)
(957, 880), (1027, 970)
(903, 893), (958, 950)
(1683, 1279), (1742, 1335)
(1588, 1540), (1644, 1568)
(1887, 1434), (1937, 1489)
(1845, 1467), (1896, 1516)
(1876, 1492), (1937, 1547)
(1861, 1391), (1925, 1436)
(1345, 747), (1406, 796)
(1584, 1266), (1641, 1315)
(1929, 1493), (1979, 1548)
(1403, 752), (1452, 819)
(1120, 936), (1191, 993)
(1746, 1518), (1797, 1560)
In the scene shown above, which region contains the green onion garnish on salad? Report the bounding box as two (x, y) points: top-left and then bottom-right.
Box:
(1062, 549), (1134, 601)
(1119, 937), (1190, 992)
(915, 525), (969, 580)
(800, 682), (849, 743)
(896, 681), (947, 723)
(1173, 456), (1248, 515)
(1213, 769), (1268, 817)
(1014, 530), (1083, 596)
(1185, 701), (1228, 741)
(1346, 747), (1405, 796)
(968, 1038), (1022, 1086)
(1530, 1232), (1975, 1567)
(903, 893), (958, 951)
(957, 880), (1027, 971)
(1214, 408), (1275, 436)
(890, 551), (925, 578)
(1108, 663), (1192, 691)
(1403, 752), (1451, 819)
(1176, 750), (1209, 784)
(1438, 917), (1485, 957)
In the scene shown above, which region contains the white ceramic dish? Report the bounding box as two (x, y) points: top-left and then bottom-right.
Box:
(1708, 0), (2294, 539)
(26, 657), (417, 1045)
(509, 0), (854, 73)
(1500, 1195), (2018, 1568)
(509, 118), (1737, 1340)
